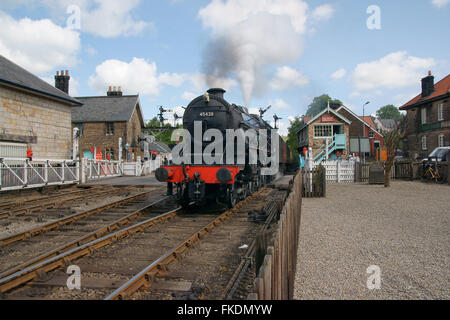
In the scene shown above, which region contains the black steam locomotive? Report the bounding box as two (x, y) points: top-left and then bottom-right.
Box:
(155, 88), (294, 208)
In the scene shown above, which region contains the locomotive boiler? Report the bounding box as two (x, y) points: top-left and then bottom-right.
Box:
(155, 88), (293, 208)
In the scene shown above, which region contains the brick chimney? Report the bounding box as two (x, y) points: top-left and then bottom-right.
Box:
(107, 86), (123, 97)
(55, 70), (70, 94)
(421, 71), (435, 98)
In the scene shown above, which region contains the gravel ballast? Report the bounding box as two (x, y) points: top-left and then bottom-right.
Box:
(294, 181), (449, 300)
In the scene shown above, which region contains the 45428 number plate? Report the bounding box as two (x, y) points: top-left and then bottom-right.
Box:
(200, 112), (214, 117)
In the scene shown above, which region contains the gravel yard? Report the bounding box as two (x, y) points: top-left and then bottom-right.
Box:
(294, 181), (449, 300)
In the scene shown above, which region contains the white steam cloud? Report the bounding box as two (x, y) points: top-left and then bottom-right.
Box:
(199, 0), (333, 106)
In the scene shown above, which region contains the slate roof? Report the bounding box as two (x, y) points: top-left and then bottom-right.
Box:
(377, 119), (398, 130)
(0, 54), (82, 106)
(149, 141), (171, 154)
(72, 95), (144, 126)
(400, 74), (450, 110)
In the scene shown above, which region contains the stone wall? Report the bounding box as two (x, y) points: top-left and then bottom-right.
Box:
(73, 106), (143, 160)
(405, 97), (449, 158)
(0, 85), (72, 159)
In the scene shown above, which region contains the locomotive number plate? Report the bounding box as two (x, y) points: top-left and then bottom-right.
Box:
(200, 112), (214, 117)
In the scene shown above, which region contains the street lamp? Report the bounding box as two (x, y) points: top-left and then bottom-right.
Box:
(362, 101), (370, 137)
(361, 101), (370, 163)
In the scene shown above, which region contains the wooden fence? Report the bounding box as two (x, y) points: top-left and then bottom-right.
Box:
(248, 172), (302, 300)
(302, 166), (326, 198)
(356, 160), (449, 183)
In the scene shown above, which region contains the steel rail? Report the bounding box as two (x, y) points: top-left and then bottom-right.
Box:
(0, 186), (139, 219)
(105, 188), (266, 300)
(223, 196), (280, 300)
(0, 207), (181, 294)
(0, 186), (110, 212)
(0, 190), (157, 246)
(0, 195), (173, 281)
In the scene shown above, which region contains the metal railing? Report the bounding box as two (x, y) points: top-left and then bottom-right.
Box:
(0, 158), (79, 191)
(86, 159), (123, 180)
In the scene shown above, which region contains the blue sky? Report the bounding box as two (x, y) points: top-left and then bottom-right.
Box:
(0, 0), (449, 135)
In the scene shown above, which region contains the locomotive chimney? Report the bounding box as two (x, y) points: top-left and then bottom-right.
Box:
(54, 70), (70, 94)
(207, 88), (226, 99)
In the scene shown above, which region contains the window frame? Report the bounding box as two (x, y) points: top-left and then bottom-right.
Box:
(314, 124), (333, 138)
(422, 135), (427, 151)
(421, 107), (427, 125)
(106, 122), (115, 136)
(438, 103), (444, 121)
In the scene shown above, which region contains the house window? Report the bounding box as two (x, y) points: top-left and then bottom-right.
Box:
(439, 134), (444, 148)
(369, 131), (374, 139)
(438, 103), (444, 121)
(314, 125), (333, 138)
(422, 136), (427, 151)
(106, 122), (114, 136)
(421, 107), (427, 125)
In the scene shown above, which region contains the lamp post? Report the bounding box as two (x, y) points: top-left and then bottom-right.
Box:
(362, 101), (370, 163)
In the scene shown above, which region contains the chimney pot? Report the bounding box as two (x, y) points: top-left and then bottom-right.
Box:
(54, 69), (70, 94)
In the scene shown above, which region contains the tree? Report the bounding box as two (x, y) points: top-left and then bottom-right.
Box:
(306, 94), (343, 117)
(381, 119), (406, 187)
(145, 117), (180, 146)
(286, 116), (305, 161)
(376, 105), (403, 121)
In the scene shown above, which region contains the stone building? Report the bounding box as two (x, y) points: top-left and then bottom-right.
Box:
(400, 72), (450, 159)
(0, 55), (82, 159)
(72, 87), (145, 161)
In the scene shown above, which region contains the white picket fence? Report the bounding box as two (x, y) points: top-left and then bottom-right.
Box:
(317, 160), (356, 183)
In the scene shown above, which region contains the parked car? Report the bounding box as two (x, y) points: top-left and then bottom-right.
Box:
(422, 147), (450, 163)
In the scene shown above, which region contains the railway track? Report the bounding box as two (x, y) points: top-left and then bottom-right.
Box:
(0, 185), (135, 219)
(0, 185), (288, 300)
(0, 187), (160, 246)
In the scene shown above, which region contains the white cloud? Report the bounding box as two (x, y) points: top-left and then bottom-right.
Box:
(0, 11), (80, 74)
(349, 91), (360, 98)
(270, 119), (289, 136)
(270, 66), (309, 90)
(199, 0), (309, 35)
(331, 68), (347, 80)
(41, 0), (151, 38)
(432, 0), (450, 8)
(88, 57), (184, 96)
(352, 51), (436, 91)
(270, 98), (290, 110)
(249, 107), (260, 115)
(311, 4), (334, 21)
(181, 91), (198, 101)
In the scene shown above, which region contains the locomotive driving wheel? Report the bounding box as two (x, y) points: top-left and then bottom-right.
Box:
(226, 184), (237, 208)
